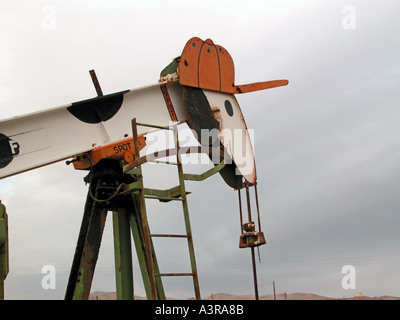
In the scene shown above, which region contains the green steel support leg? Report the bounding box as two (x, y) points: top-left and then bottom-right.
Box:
(129, 206), (152, 299)
(136, 183), (157, 299)
(148, 231), (166, 299)
(129, 194), (165, 300)
(0, 201), (9, 300)
(71, 203), (108, 300)
(112, 209), (134, 300)
(65, 192), (94, 299)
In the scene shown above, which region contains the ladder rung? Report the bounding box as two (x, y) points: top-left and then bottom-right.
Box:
(155, 273), (194, 277)
(149, 160), (179, 165)
(144, 195), (183, 201)
(151, 234), (189, 238)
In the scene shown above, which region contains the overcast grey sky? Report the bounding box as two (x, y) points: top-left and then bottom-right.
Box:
(1, 0), (400, 299)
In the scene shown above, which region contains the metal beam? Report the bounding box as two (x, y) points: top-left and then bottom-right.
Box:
(113, 209), (134, 300)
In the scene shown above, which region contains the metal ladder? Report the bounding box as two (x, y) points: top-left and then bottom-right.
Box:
(125, 119), (201, 300)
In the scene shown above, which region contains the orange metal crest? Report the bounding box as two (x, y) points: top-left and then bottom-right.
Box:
(178, 37), (288, 94)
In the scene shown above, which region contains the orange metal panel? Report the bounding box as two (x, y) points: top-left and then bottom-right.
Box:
(178, 37), (288, 94)
(72, 136), (146, 170)
(178, 37), (202, 88)
(160, 84), (178, 122)
(217, 44), (235, 93)
(234, 80), (289, 94)
(198, 38), (220, 91)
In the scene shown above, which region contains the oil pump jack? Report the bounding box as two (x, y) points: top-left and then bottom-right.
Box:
(0, 37), (288, 300)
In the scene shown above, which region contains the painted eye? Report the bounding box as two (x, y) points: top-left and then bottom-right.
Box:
(224, 100), (234, 117)
(0, 133), (14, 168)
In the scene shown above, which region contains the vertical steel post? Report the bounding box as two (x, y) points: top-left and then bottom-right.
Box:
(245, 185), (259, 300)
(245, 186), (252, 221)
(250, 247), (259, 300)
(112, 208), (134, 300)
(237, 187), (244, 234)
(254, 184), (262, 232)
(128, 201), (152, 299)
(0, 201), (8, 300)
(89, 69), (103, 97)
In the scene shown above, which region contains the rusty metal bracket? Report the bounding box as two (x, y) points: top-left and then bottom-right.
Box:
(183, 160), (226, 181)
(0, 201), (9, 300)
(237, 181), (266, 300)
(89, 69), (103, 97)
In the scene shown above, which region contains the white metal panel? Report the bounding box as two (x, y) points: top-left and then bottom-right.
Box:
(9, 128), (51, 156)
(0, 78), (256, 184)
(202, 90), (257, 184)
(0, 81), (185, 179)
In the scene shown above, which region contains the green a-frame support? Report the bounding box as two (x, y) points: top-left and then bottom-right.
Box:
(0, 119), (228, 300)
(64, 119), (228, 300)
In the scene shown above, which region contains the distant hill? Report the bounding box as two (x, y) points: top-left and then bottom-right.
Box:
(89, 291), (400, 300)
(90, 291), (146, 300)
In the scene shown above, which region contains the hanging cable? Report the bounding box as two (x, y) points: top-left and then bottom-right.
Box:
(85, 155), (128, 203)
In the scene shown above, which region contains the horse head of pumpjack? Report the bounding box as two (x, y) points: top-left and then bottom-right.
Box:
(161, 37), (288, 189)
